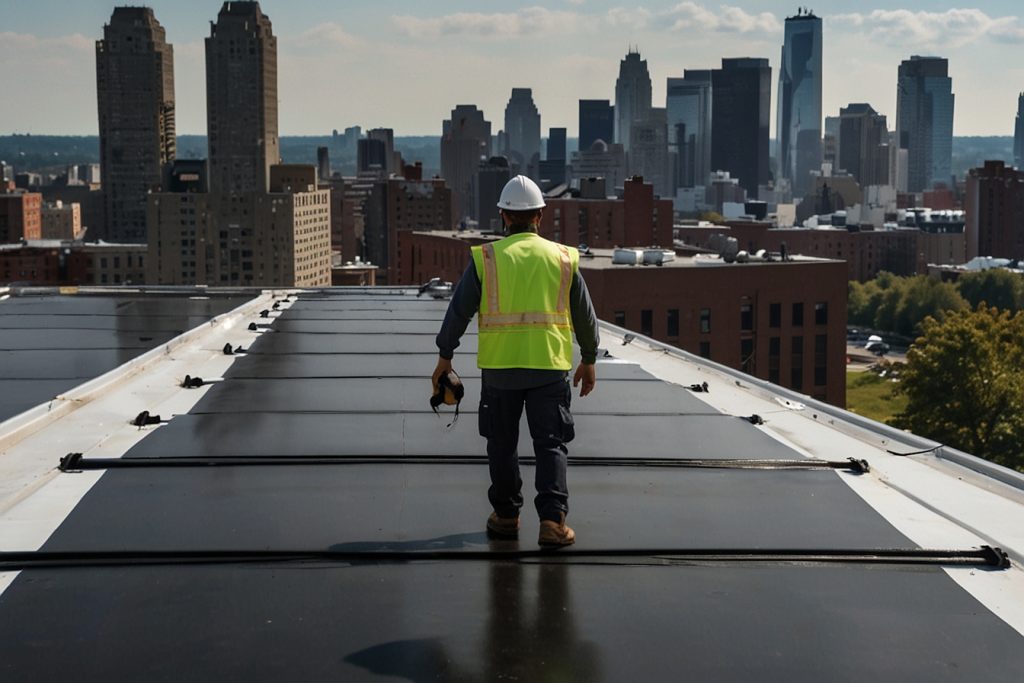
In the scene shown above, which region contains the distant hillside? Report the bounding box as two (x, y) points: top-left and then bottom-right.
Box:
(1, 134), (1014, 181)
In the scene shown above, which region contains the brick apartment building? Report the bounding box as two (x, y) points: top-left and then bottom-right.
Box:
(965, 160), (1024, 260)
(0, 240), (146, 286)
(540, 177), (673, 249)
(580, 250), (848, 406)
(0, 190), (42, 242)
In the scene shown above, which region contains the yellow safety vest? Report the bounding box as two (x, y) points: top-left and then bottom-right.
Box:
(471, 233), (579, 370)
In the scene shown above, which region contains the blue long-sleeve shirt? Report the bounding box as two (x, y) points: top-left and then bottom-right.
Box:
(436, 258), (600, 390)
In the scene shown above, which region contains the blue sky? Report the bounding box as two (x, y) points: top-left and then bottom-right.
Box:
(2, 1), (1022, 137)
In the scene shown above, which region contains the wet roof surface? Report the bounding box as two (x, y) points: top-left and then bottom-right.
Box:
(1, 290), (1023, 681)
(0, 294), (250, 422)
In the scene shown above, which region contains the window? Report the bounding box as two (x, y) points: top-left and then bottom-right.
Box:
(614, 311), (626, 327)
(792, 302), (804, 326)
(791, 336), (804, 391)
(740, 303), (753, 331)
(641, 309), (653, 337)
(815, 302), (828, 325)
(667, 309), (679, 337)
(768, 337), (781, 384)
(699, 341), (711, 358)
(814, 334), (828, 386)
(740, 338), (755, 375)
(769, 303), (781, 328)
(699, 308), (711, 333)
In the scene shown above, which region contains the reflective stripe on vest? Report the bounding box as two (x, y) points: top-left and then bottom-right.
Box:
(472, 234), (578, 370)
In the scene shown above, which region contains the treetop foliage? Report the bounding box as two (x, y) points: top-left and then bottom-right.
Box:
(892, 306), (1024, 472)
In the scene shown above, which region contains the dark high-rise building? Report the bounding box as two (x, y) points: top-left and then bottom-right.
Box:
(539, 127), (567, 189)
(441, 104), (491, 223)
(614, 50), (652, 151)
(777, 10), (823, 196)
(666, 70), (712, 189)
(357, 139), (388, 174)
(367, 128), (396, 174)
(96, 7), (175, 242)
(206, 1), (279, 195)
(317, 146), (330, 181)
(503, 88), (541, 179)
(1014, 93), (1024, 170)
(475, 156), (511, 233)
(838, 104), (889, 188)
(579, 100), (614, 151)
(965, 160), (1024, 260)
(711, 58), (771, 196)
(896, 56), (954, 193)
(547, 128), (567, 162)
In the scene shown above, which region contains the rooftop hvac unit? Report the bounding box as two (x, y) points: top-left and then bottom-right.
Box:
(613, 249), (643, 265)
(642, 250), (675, 265)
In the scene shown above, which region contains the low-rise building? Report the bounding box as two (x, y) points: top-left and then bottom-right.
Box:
(0, 190), (42, 242)
(0, 240), (146, 286)
(40, 201), (82, 240)
(541, 176), (673, 249)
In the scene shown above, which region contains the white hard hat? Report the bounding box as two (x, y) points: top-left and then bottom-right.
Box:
(497, 175), (546, 210)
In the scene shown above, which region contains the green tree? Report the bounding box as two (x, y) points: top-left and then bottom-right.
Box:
(957, 269), (1024, 312)
(892, 306), (1024, 471)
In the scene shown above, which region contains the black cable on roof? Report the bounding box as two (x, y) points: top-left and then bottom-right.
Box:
(58, 453), (871, 474)
(0, 546), (1009, 571)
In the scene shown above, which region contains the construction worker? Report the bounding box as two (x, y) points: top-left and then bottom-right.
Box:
(434, 175), (599, 547)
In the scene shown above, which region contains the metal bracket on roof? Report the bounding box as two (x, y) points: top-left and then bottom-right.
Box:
(181, 375), (204, 389)
(746, 414), (764, 425)
(846, 458), (871, 474)
(131, 411), (163, 428)
(259, 309), (270, 318)
(223, 343), (246, 355)
(58, 452), (84, 473)
(688, 382), (710, 393)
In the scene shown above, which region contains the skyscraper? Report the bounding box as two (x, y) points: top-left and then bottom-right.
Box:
(666, 70), (712, 189)
(630, 109), (671, 198)
(539, 128), (567, 188)
(579, 100), (614, 151)
(96, 7), (175, 242)
(149, 2), (331, 288)
(614, 50), (652, 151)
(896, 56), (954, 192)
(777, 10), (823, 197)
(1014, 93), (1024, 170)
(711, 58), (772, 196)
(965, 161), (1024, 260)
(206, 1), (279, 195)
(441, 105), (492, 223)
(838, 104), (889, 188)
(503, 88), (541, 179)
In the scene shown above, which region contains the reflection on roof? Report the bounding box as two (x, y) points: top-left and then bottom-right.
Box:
(0, 287), (1023, 680)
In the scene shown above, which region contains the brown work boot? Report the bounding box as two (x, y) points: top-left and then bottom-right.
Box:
(538, 513), (575, 547)
(486, 512), (520, 538)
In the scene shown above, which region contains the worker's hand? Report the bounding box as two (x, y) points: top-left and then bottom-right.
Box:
(573, 363), (596, 397)
(432, 357), (453, 392)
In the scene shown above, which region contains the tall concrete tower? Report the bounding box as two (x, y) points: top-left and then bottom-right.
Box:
(777, 9), (823, 196)
(503, 88), (541, 180)
(896, 56), (954, 192)
(96, 7), (175, 242)
(441, 105), (492, 222)
(205, 1), (279, 195)
(614, 49), (652, 151)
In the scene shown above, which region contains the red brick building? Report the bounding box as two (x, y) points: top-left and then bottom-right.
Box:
(965, 161), (1024, 260)
(0, 241), (146, 286)
(580, 251), (848, 406)
(540, 177), (673, 249)
(395, 230), (497, 286)
(0, 191), (43, 242)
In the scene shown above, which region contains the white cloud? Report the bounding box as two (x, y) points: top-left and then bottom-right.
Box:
(565, 0), (586, 5)
(832, 9), (1024, 48)
(391, 7), (587, 40)
(665, 2), (781, 34)
(293, 22), (364, 50)
(606, 7), (652, 31)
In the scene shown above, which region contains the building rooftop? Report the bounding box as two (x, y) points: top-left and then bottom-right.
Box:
(0, 287), (1022, 679)
(579, 248), (839, 269)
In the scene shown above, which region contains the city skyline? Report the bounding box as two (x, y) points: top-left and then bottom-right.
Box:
(1, 1), (1022, 138)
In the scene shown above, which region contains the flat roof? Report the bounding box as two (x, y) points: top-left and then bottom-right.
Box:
(0, 287), (1022, 680)
(579, 249), (842, 269)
